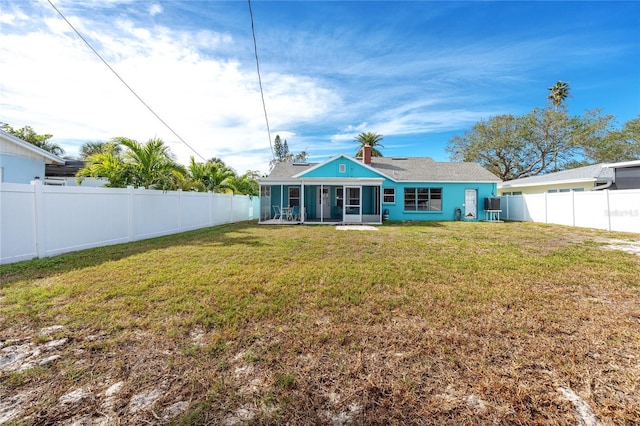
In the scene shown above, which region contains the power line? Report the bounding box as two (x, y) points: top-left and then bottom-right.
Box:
(46, 0), (206, 162)
(247, 0), (274, 160)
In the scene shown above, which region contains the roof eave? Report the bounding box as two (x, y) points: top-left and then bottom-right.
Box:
(0, 130), (65, 164)
(498, 177), (607, 189)
(603, 160), (640, 169)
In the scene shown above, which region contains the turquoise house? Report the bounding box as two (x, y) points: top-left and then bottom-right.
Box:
(258, 146), (500, 224)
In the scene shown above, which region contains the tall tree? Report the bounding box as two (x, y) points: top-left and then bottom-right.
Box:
(582, 115), (640, 163)
(273, 135), (289, 162)
(355, 132), (384, 157)
(1, 123), (64, 156)
(271, 135), (307, 167)
(547, 80), (570, 110)
(273, 135), (284, 161)
(446, 107), (612, 181)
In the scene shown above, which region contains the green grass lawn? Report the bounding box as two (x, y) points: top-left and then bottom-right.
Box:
(1, 221), (639, 424)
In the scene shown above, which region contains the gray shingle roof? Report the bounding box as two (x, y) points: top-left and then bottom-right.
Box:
(500, 164), (613, 186)
(370, 157), (500, 182)
(263, 156), (500, 182)
(266, 162), (316, 179)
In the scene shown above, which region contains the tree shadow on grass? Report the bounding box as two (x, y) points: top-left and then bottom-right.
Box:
(0, 221), (265, 287)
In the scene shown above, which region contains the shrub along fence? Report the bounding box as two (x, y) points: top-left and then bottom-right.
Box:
(1, 181), (258, 264)
(499, 189), (640, 233)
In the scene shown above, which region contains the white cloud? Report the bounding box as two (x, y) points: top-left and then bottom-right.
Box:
(0, 8), (28, 25)
(0, 8), (338, 174)
(5, 1), (630, 174)
(149, 3), (163, 17)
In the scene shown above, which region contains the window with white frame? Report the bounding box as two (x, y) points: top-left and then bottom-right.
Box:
(383, 187), (395, 203)
(288, 187), (300, 206)
(404, 187), (442, 211)
(339, 164), (346, 173)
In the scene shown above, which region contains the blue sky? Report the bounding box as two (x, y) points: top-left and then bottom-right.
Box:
(1, 1), (638, 174)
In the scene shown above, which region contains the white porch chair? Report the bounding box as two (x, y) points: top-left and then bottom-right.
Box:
(291, 205), (300, 221)
(272, 205), (282, 220)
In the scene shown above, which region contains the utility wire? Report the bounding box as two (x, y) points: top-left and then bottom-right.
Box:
(46, 0), (206, 162)
(247, 0), (274, 160)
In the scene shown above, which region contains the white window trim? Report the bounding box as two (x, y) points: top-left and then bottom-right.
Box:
(288, 187), (300, 206)
(403, 187), (443, 212)
(383, 187), (395, 203)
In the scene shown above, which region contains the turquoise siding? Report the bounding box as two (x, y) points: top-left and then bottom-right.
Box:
(300, 157), (383, 179)
(383, 182), (497, 221)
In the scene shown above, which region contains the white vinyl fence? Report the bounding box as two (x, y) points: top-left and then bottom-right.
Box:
(499, 189), (640, 233)
(0, 181), (259, 264)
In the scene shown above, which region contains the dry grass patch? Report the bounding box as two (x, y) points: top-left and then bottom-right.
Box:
(1, 221), (639, 424)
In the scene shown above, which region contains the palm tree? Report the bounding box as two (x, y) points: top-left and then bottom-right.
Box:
(187, 157), (237, 193)
(205, 158), (237, 193)
(185, 157), (210, 192)
(229, 171), (260, 196)
(355, 132), (384, 157)
(116, 137), (185, 190)
(79, 141), (122, 159)
(547, 81), (570, 110)
(76, 149), (127, 187)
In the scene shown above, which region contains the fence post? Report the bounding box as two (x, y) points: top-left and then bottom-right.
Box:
(606, 189), (611, 231)
(127, 186), (134, 242)
(544, 192), (548, 224)
(177, 189), (183, 232)
(571, 190), (576, 228)
(31, 180), (45, 259)
(209, 191), (213, 226)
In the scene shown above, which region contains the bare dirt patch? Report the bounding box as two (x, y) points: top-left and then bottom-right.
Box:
(335, 225), (379, 231)
(0, 326), (191, 425)
(601, 238), (640, 256)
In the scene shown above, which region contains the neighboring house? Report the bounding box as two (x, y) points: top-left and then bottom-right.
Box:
(258, 145), (500, 224)
(0, 130), (65, 184)
(45, 160), (106, 187)
(498, 163), (614, 195)
(604, 160), (640, 190)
